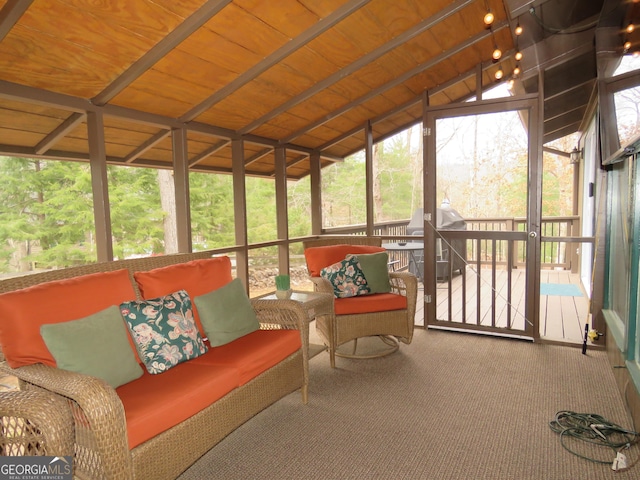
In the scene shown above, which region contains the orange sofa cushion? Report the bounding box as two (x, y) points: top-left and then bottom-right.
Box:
(0, 269), (137, 368)
(334, 293), (407, 315)
(304, 244), (385, 277)
(117, 361), (238, 449)
(134, 256), (233, 335)
(192, 330), (301, 385)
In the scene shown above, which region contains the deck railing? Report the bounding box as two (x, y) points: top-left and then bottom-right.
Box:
(323, 215), (583, 272)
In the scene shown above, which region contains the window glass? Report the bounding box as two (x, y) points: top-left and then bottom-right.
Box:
(613, 55), (640, 76)
(605, 160), (632, 341)
(614, 86), (640, 146)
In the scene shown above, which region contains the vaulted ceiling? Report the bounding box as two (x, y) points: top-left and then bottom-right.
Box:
(0, 0), (633, 179)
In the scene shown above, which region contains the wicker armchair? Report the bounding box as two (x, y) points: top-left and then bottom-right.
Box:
(303, 236), (418, 367)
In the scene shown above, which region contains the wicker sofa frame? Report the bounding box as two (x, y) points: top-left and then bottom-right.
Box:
(302, 236), (418, 367)
(0, 250), (306, 480)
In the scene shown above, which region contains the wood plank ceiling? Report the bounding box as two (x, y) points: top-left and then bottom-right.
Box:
(0, 0), (627, 179)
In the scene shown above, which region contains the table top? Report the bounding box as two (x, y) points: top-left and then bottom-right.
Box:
(255, 290), (332, 304)
(382, 241), (424, 251)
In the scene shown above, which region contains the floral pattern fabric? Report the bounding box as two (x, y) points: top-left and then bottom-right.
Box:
(320, 256), (370, 298)
(120, 290), (208, 374)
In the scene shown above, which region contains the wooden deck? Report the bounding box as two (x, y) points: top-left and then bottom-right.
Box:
(414, 267), (590, 345)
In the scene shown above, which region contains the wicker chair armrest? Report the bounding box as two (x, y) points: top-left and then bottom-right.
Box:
(0, 389), (74, 456)
(309, 276), (334, 295)
(252, 298), (310, 331)
(0, 362), (132, 479)
(389, 271), (418, 297)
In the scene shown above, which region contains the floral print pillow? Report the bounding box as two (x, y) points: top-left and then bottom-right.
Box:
(120, 290), (208, 374)
(320, 256), (370, 298)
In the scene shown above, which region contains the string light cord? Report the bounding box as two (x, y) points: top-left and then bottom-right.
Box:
(529, 7), (598, 35)
(549, 411), (640, 471)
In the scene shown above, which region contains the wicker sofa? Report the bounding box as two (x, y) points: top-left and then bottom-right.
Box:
(0, 251), (307, 480)
(303, 236), (418, 367)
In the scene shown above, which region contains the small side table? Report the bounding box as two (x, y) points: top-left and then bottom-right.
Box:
(252, 290), (334, 404)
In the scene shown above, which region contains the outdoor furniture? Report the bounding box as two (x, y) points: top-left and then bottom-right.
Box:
(0, 253), (305, 480)
(382, 241), (425, 284)
(253, 290), (334, 403)
(303, 236), (418, 367)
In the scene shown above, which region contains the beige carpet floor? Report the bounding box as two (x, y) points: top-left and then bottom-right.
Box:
(178, 328), (639, 480)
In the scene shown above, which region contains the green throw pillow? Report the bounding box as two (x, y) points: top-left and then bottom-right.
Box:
(40, 305), (143, 389)
(348, 252), (391, 293)
(120, 290), (208, 374)
(320, 256), (370, 298)
(193, 278), (260, 347)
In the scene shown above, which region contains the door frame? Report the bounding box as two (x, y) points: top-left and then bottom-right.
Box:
(422, 93), (542, 339)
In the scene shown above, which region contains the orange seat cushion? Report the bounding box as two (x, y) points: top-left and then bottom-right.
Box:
(304, 244), (385, 277)
(0, 269), (137, 368)
(334, 293), (407, 315)
(117, 361), (238, 449)
(191, 330), (301, 385)
(133, 256), (233, 335)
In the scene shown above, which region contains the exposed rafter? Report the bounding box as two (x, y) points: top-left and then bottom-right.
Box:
(92, 0), (233, 105)
(124, 130), (171, 164)
(284, 21), (509, 144)
(180, 0), (372, 122)
(238, 0), (473, 136)
(0, 0), (32, 42)
(35, 112), (86, 155)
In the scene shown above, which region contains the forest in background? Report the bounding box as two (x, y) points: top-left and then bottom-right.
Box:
(0, 120), (575, 274)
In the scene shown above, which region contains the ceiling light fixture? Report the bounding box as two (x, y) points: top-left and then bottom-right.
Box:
(495, 67), (503, 80)
(484, 10), (494, 26)
(626, 22), (635, 34)
(513, 65), (521, 76)
(624, 40), (632, 52)
(515, 50), (523, 61)
(492, 46), (502, 60)
(515, 22), (523, 36)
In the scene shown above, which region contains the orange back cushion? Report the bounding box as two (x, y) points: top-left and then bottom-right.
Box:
(0, 269), (137, 368)
(304, 244), (386, 277)
(133, 256), (233, 335)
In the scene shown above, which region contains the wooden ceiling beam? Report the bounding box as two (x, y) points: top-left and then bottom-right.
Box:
(124, 130), (171, 164)
(92, 0), (233, 105)
(285, 21), (508, 144)
(34, 112), (86, 155)
(0, 0), (32, 42)
(239, 0), (474, 136)
(188, 140), (230, 167)
(245, 148), (273, 166)
(180, 0), (371, 122)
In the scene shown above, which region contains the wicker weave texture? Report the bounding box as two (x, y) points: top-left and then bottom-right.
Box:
(302, 237), (418, 366)
(0, 251), (305, 480)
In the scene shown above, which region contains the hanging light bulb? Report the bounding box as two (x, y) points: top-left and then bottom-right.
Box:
(515, 50), (523, 61)
(513, 65), (521, 76)
(495, 67), (504, 80)
(484, 10), (494, 26)
(626, 22), (635, 34)
(515, 22), (523, 36)
(508, 78), (515, 89)
(492, 46), (502, 60)
(624, 40), (632, 52)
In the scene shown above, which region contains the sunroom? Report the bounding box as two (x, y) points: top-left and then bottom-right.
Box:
(1, 0), (640, 475)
